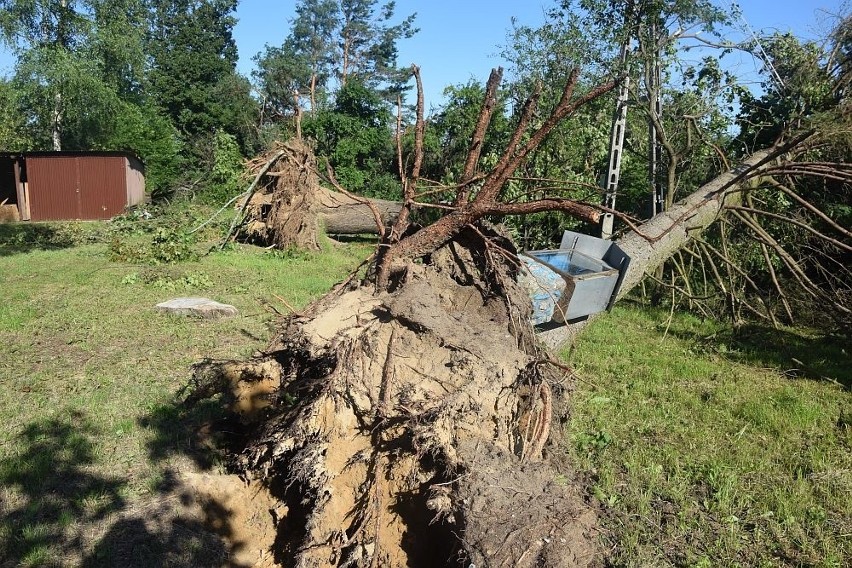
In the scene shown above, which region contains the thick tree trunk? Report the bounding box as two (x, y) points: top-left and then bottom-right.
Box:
(316, 188), (402, 234)
(537, 145), (797, 350)
(613, 151), (765, 297)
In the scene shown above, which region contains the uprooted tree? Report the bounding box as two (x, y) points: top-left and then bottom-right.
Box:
(181, 4), (852, 565)
(229, 141), (403, 251)
(182, 35), (852, 563)
(196, 67), (620, 567)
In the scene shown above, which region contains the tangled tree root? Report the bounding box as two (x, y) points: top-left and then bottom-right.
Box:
(238, 140), (402, 250)
(185, 226), (600, 567)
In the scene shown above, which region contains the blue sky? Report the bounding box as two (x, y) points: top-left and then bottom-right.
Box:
(0, 0), (846, 110)
(233, 0), (844, 109)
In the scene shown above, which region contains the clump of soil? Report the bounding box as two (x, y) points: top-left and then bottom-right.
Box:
(187, 225), (600, 567)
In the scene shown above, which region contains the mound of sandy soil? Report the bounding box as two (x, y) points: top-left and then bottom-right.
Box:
(187, 226), (601, 567)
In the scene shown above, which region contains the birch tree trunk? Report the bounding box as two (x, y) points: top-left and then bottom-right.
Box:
(537, 140), (809, 350)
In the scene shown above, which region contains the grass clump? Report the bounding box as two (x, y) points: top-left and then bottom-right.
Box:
(565, 304), (851, 567)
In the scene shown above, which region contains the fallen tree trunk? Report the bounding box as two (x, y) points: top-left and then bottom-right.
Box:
(616, 149), (767, 296)
(317, 188), (402, 234)
(244, 187), (401, 237)
(237, 140), (403, 250)
(539, 133), (813, 350)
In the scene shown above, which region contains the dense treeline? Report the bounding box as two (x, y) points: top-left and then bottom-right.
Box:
(0, 0), (420, 200)
(1, 0), (849, 329)
(0, 0), (253, 197)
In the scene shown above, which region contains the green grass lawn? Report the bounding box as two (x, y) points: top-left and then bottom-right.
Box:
(564, 304), (851, 567)
(0, 222), (372, 566)
(1, 221), (849, 567)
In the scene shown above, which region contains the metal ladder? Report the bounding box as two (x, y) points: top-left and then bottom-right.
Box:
(600, 42), (631, 240)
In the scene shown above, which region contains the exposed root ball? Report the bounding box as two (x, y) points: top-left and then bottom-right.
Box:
(188, 227), (600, 567)
(239, 140), (402, 249)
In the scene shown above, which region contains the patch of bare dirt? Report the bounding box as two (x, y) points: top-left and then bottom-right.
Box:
(187, 226), (602, 567)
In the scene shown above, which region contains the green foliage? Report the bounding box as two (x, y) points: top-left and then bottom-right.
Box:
(194, 130), (246, 206)
(424, 81), (510, 183)
(254, 0), (417, 133)
(336, 0), (418, 94)
(0, 223), (80, 253)
(144, 270), (214, 291)
(254, 42), (315, 117)
(146, 0), (255, 146)
(0, 0), (154, 151)
(738, 33), (835, 149)
(253, 0), (337, 117)
(109, 227), (198, 265)
(504, 0), (739, 231)
(12, 43), (119, 149)
(104, 101), (184, 199)
(303, 78), (398, 197)
(0, 78), (28, 149)
(147, 227), (198, 264)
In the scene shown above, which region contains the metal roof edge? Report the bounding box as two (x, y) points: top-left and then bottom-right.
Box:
(0, 150), (145, 173)
(0, 150), (144, 162)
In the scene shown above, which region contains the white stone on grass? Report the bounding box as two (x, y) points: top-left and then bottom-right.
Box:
(155, 297), (239, 319)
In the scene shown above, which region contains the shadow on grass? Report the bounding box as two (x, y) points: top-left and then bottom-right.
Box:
(83, 399), (240, 567)
(0, 403), (242, 565)
(327, 233), (379, 244)
(0, 223), (81, 256)
(0, 411), (125, 566)
(677, 323), (851, 390)
(139, 398), (237, 470)
(81, 469), (230, 568)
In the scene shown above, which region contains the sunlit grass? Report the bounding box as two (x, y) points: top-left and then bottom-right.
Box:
(565, 304), (851, 567)
(0, 224), (372, 565)
(2, 218), (849, 566)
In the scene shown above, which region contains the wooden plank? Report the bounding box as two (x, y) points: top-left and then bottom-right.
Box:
(13, 157), (30, 221)
(23, 182), (31, 220)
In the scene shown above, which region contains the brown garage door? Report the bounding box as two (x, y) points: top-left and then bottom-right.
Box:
(78, 157), (126, 219)
(26, 156), (128, 221)
(27, 156), (81, 221)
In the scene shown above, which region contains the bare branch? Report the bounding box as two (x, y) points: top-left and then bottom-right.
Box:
(479, 71), (620, 205)
(460, 67), (503, 186)
(388, 65), (427, 242)
(767, 179), (852, 240)
(483, 198), (601, 224)
(729, 205), (852, 253)
(411, 65), (425, 182)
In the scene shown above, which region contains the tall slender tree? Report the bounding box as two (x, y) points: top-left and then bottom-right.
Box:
(253, 0), (339, 121)
(336, 0), (417, 94)
(291, 0), (338, 111)
(254, 0), (417, 126)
